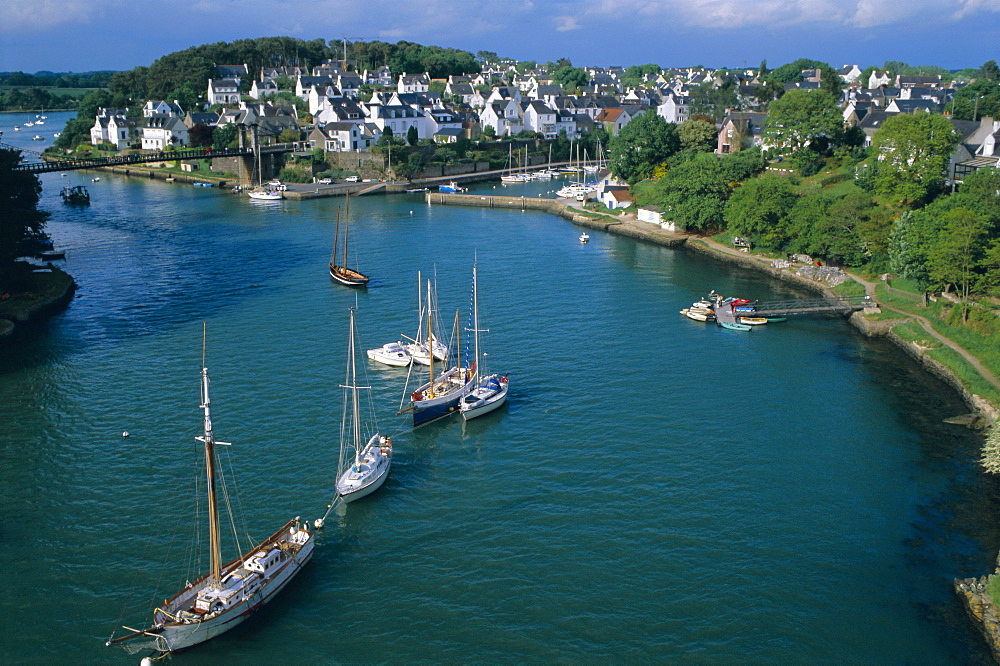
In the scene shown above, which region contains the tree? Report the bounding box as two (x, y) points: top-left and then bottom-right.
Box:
(607, 112), (681, 184)
(982, 60), (1000, 82)
(927, 207), (987, 323)
(378, 125), (394, 147)
(552, 66), (589, 91)
(0, 148), (49, 290)
(212, 123), (238, 150)
(723, 175), (798, 246)
(482, 125), (496, 139)
(677, 119), (717, 152)
(869, 113), (960, 205)
(188, 123), (215, 147)
(762, 89), (842, 156)
(406, 125), (419, 146)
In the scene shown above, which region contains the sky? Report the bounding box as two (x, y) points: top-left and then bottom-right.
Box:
(1, 0), (998, 74)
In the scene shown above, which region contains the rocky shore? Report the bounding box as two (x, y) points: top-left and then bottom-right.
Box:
(0, 266), (76, 339)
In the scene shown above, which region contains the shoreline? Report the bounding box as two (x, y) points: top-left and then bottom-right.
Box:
(0, 266), (76, 339)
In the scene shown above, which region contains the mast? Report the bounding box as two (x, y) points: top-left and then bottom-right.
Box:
(343, 193), (351, 269)
(426, 279), (434, 396)
(332, 209), (341, 266)
(349, 308), (361, 468)
(197, 323), (223, 584)
(471, 264), (480, 384)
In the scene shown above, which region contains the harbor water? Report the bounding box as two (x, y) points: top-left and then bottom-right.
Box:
(2, 114), (999, 662)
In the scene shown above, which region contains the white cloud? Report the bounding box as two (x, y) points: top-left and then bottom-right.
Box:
(555, 15), (582, 31)
(579, 0), (999, 29)
(1, 0), (96, 32)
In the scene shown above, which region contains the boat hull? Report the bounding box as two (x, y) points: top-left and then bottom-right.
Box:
(329, 264), (370, 286)
(461, 375), (509, 420)
(337, 436), (392, 503)
(367, 344), (411, 367)
(410, 368), (473, 426)
(719, 321), (752, 331)
(124, 521), (314, 653)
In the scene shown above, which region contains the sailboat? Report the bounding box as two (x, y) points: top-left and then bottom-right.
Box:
(247, 131), (283, 200)
(106, 325), (314, 655)
(404, 271), (448, 365)
(401, 280), (475, 426)
(335, 307), (392, 502)
(501, 144), (530, 183)
(329, 193), (370, 286)
(460, 265), (509, 420)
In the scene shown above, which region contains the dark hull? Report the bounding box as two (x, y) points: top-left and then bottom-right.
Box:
(329, 264), (369, 286)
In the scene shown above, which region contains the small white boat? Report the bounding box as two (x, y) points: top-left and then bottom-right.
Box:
(579, 233), (590, 243)
(91, 177), (100, 182)
(692, 299), (713, 309)
(367, 342), (412, 367)
(32, 135), (44, 141)
(406, 334), (448, 366)
(738, 317), (768, 326)
(13, 126), (20, 131)
(247, 188), (282, 200)
(680, 308), (716, 322)
(438, 181), (466, 193)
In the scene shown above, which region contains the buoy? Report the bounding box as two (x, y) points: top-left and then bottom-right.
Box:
(314, 518), (324, 529)
(409, 210), (413, 215)
(122, 431), (130, 438)
(141, 658), (154, 666)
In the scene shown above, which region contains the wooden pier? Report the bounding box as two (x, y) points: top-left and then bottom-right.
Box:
(714, 296), (873, 326)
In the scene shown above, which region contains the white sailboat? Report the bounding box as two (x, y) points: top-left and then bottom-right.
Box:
(107, 325), (314, 654)
(366, 341), (412, 367)
(247, 129), (283, 200)
(335, 307), (392, 502)
(461, 264), (509, 420)
(404, 271), (448, 365)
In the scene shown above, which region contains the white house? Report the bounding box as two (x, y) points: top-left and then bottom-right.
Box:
(479, 98), (523, 136)
(522, 100), (557, 138)
(89, 109), (135, 149)
(638, 206), (677, 231)
(207, 79), (240, 106)
(366, 98), (427, 139)
(143, 100), (184, 118)
(656, 93), (689, 124)
(140, 115), (189, 150)
(397, 72), (430, 94)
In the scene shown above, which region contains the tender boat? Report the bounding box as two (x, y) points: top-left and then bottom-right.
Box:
(367, 342), (412, 367)
(719, 320), (752, 331)
(680, 308), (716, 322)
(738, 317), (768, 326)
(580, 233), (590, 243)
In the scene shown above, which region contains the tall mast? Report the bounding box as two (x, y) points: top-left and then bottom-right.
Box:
(349, 308), (361, 468)
(426, 279), (434, 393)
(472, 264), (480, 383)
(197, 323), (223, 584)
(332, 209), (341, 265)
(343, 193), (351, 268)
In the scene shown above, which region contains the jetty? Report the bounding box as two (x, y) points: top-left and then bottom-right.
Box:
(713, 296), (873, 327)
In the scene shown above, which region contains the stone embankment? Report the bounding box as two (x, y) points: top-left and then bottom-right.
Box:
(956, 570), (1000, 663)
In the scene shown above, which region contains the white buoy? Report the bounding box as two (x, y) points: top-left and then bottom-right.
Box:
(122, 431), (130, 438)
(141, 658), (154, 666)
(409, 210), (413, 215)
(314, 518), (324, 529)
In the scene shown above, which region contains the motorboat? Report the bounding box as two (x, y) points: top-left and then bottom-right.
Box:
(367, 342), (412, 367)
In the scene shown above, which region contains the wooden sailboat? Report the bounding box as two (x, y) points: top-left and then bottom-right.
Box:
(335, 307), (392, 502)
(107, 325), (314, 654)
(461, 264), (509, 420)
(329, 193), (370, 286)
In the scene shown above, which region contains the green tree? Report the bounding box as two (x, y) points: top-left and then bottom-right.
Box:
(552, 66), (589, 91)
(982, 60), (1000, 81)
(406, 125), (419, 146)
(608, 112), (681, 184)
(762, 89), (842, 155)
(980, 424), (1000, 474)
(482, 125), (496, 139)
(677, 119), (717, 152)
(869, 113), (960, 205)
(0, 148), (50, 289)
(723, 175), (798, 246)
(212, 123), (238, 150)
(927, 207), (988, 323)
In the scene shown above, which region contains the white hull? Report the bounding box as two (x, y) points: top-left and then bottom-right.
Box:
(367, 343), (411, 367)
(247, 189), (283, 200)
(461, 377), (509, 420)
(116, 520), (314, 653)
(337, 435), (392, 502)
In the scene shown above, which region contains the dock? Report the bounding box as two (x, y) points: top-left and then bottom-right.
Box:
(714, 296), (873, 326)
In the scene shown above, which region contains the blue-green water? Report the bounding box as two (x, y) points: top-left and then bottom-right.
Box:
(2, 117), (999, 662)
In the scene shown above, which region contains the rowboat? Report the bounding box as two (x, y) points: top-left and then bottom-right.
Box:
(719, 320), (752, 331)
(738, 317), (768, 326)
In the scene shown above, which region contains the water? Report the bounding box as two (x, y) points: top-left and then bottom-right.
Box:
(1, 117), (999, 662)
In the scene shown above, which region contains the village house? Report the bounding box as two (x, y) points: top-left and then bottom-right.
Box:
(89, 108), (136, 149)
(207, 79), (240, 106)
(397, 72), (430, 94)
(143, 100), (184, 118)
(140, 115), (190, 150)
(715, 111), (769, 154)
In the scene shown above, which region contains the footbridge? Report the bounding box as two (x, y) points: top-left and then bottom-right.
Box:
(3, 142), (299, 175)
(745, 295), (873, 317)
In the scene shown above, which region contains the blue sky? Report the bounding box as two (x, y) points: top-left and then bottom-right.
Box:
(2, 0), (998, 74)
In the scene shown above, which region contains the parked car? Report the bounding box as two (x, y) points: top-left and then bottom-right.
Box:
(317, 178), (333, 184)
(345, 176), (359, 182)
